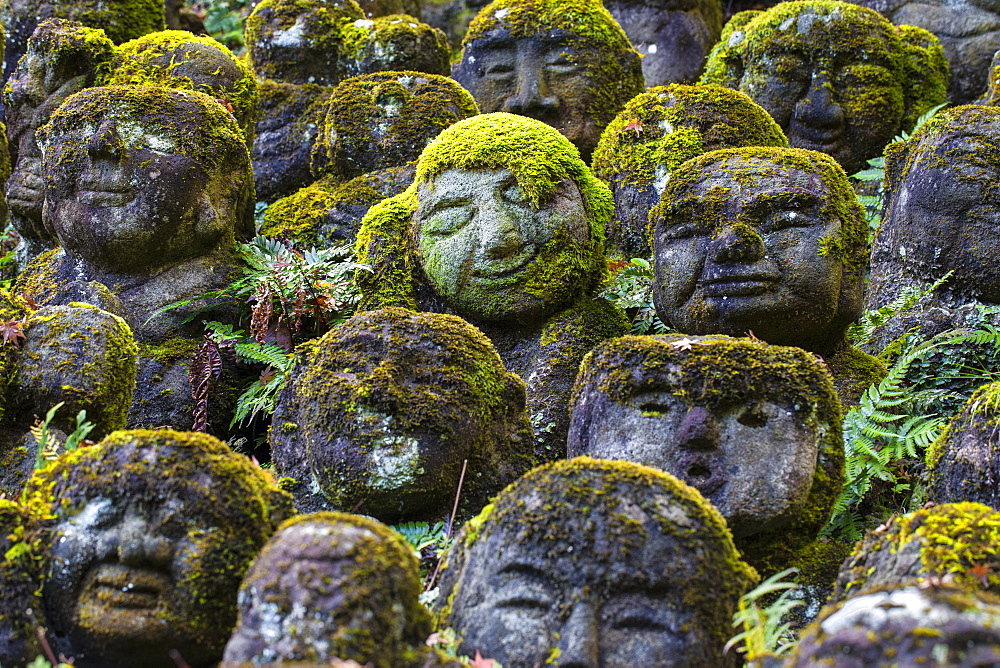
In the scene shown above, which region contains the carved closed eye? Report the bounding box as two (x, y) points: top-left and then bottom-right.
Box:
(485, 63), (515, 80)
(544, 55), (577, 75)
(661, 222), (703, 241)
(420, 200), (475, 235)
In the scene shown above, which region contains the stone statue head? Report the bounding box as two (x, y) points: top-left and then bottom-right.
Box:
(873, 105), (1000, 303)
(24, 429), (294, 667)
(591, 83), (788, 258)
(270, 307), (535, 520)
(0, 499), (46, 667)
(356, 113), (612, 325)
(452, 0), (644, 159)
(650, 146), (867, 354)
(701, 0), (946, 174)
(3, 19), (114, 248)
(244, 0), (365, 86)
(312, 71), (479, 181)
(38, 85), (254, 273)
(103, 30), (259, 144)
(436, 457), (758, 667)
(567, 334), (843, 543)
(789, 585), (1000, 666)
(223, 512), (432, 666)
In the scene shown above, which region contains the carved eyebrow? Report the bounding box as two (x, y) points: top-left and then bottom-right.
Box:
(496, 562), (557, 583)
(743, 191), (819, 214)
(471, 33), (515, 50)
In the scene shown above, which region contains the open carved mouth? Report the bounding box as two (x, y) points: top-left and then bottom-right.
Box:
(77, 187), (135, 207)
(89, 563), (169, 610)
(678, 454), (724, 497)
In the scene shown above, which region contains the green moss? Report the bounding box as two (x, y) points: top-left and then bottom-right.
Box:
(902, 503), (1000, 591)
(896, 25), (949, 131)
(102, 30), (258, 141)
(137, 336), (200, 364)
(826, 346), (887, 407)
(460, 0), (643, 127)
(44, 0), (165, 45)
(592, 83), (788, 193)
(360, 14), (450, 75)
(926, 381), (1000, 477)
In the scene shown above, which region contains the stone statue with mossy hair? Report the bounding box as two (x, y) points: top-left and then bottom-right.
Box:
(591, 83), (788, 259)
(434, 456), (758, 667)
(604, 0), (722, 87)
(262, 71), (478, 247)
(833, 502), (1000, 601)
(925, 382), (1000, 508)
(16, 85), (252, 432)
(701, 0), (948, 176)
(223, 512), (456, 667)
(788, 583), (1000, 666)
(23, 428), (294, 668)
(270, 307), (536, 519)
(651, 146), (885, 405)
(452, 0), (645, 161)
(865, 105), (1000, 353)
(0, 498), (48, 667)
(567, 334), (845, 581)
(356, 113), (629, 459)
(245, 0), (452, 202)
(4, 19), (113, 267)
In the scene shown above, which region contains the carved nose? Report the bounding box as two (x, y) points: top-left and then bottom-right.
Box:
(88, 119), (126, 160)
(557, 600), (599, 668)
(708, 222), (765, 263)
(116, 515), (172, 567)
(503, 68), (560, 117)
(478, 207), (524, 259)
(676, 406), (720, 451)
(793, 71), (845, 130)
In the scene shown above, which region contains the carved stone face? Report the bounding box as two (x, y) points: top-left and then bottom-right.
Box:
(572, 392), (817, 536)
(881, 115), (1000, 302)
(652, 154), (850, 351)
(415, 167), (589, 323)
(442, 459), (755, 667)
(735, 9), (904, 174)
(453, 30), (604, 158)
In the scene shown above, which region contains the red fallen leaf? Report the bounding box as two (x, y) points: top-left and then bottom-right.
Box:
(469, 651), (498, 668)
(216, 97), (235, 114)
(259, 366), (277, 386)
(607, 258), (630, 273)
(1, 320), (25, 348)
(624, 117), (644, 136)
(969, 562), (992, 587)
(20, 293), (38, 311)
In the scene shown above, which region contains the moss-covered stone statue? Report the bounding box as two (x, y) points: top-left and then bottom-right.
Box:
(23, 429), (294, 668)
(452, 0), (645, 161)
(567, 334), (843, 577)
(591, 84), (788, 258)
(4, 19), (113, 266)
(262, 71), (478, 246)
(788, 584), (1000, 665)
(101, 30), (258, 149)
(605, 0), (722, 87)
(270, 307), (535, 520)
(356, 113), (629, 458)
(865, 105), (1000, 352)
(434, 457), (758, 666)
(222, 512), (449, 666)
(701, 0), (948, 175)
(15, 85), (251, 432)
(834, 502), (1000, 601)
(847, 0), (998, 104)
(245, 0), (452, 202)
(0, 301), (138, 498)
(4, 0), (162, 104)
(925, 382), (1000, 508)
(651, 146), (884, 405)
(0, 498), (49, 667)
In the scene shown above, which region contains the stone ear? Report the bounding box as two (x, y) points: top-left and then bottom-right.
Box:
(883, 139), (911, 196)
(502, 371), (527, 415)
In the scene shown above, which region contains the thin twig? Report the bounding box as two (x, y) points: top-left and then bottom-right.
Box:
(425, 459), (468, 592)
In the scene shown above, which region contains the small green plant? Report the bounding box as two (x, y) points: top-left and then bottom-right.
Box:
(393, 520), (455, 585)
(196, 0), (252, 53)
(725, 567), (803, 660)
(848, 271), (952, 348)
(31, 403), (95, 469)
(600, 257), (670, 334)
(26, 657), (73, 668)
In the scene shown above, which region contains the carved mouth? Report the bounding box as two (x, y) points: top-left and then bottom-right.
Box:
(700, 271), (779, 297)
(89, 563), (169, 610)
(788, 121), (844, 153)
(678, 454), (724, 497)
(471, 251), (537, 280)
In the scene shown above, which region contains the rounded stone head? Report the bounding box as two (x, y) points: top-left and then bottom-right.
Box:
(872, 105), (1000, 304)
(103, 30), (259, 143)
(567, 334), (843, 542)
(0, 499), (45, 667)
(3, 19), (114, 246)
(38, 85), (254, 273)
(452, 0), (644, 160)
(789, 585), (1000, 666)
(701, 0), (937, 175)
(270, 307), (535, 520)
(591, 83), (788, 258)
(245, 0), (365, 85)
(436, 457), (758, 667)
(650, 146), (867, 353)
(22, 429), (294, 668)
(356, 113), (612, 324)
(223, 512), (431, 666)
(313, 71), (479, 181)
